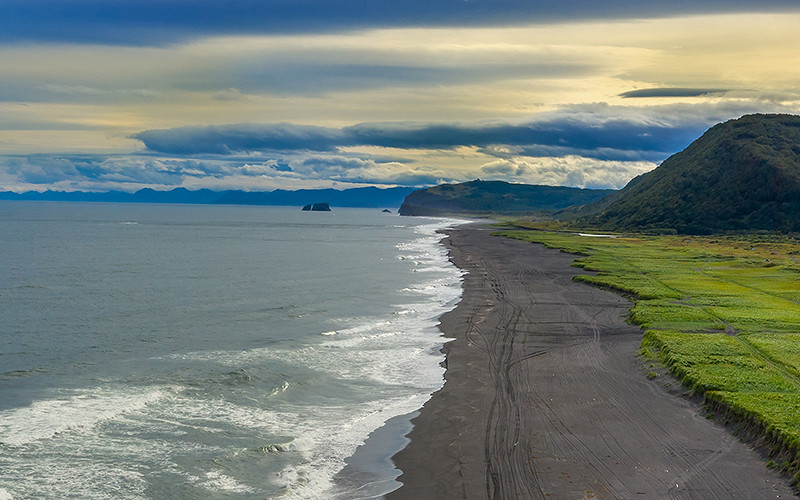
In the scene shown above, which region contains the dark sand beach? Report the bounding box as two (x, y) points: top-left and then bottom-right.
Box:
(388, 225), (794, 499)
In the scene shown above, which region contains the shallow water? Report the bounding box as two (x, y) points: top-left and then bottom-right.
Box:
(0, 202), (464, 499)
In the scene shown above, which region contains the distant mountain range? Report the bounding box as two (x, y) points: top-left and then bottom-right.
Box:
(0, 186), (415, 209)
(7, 114), (798, 234)
(398, 179), (615, 216)
(583, 114), (800, 234)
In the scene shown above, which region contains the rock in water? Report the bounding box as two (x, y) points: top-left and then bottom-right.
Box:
(301, 202), (331, 211)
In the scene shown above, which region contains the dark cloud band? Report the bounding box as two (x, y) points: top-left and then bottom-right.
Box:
(620, 88), (729, 98)
(1, 0), (797, 45)
(132, 124), (347, 155)
(133, 117), (710, 162)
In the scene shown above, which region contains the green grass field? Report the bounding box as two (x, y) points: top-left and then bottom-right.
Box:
(495, 227), (800, 479)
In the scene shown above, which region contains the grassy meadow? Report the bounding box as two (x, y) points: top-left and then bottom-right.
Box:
(495, 226), (800, 478)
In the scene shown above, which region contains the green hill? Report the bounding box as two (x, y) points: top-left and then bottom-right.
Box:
(398, 180), (615, 216)
(586, 114), (800, 234)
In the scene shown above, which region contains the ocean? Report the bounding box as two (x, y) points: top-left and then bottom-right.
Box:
(0, 202), (464, 499)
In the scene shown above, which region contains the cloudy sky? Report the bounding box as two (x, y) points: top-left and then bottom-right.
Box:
(2, 1), (800, 192)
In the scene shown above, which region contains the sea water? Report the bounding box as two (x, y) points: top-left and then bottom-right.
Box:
(0, 202), (465, 499)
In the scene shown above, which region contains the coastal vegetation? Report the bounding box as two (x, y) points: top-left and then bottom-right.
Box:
(495, 227), (800, 480)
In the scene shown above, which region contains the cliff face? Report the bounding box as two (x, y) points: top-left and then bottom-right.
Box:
(399, 180), (615, 216)
(586, 114), (800, 234)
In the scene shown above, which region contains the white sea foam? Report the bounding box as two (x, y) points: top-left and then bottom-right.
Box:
(0, 387), (169, 447)
(0, 433), (156, 500)
(276, 394), (431, 500)
(270, 381), (290, 396)
(1, 388), (291, 499)
(202, 471), (256, 494)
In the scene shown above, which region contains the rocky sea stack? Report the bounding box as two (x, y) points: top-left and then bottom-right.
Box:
(301, 202), (331, 211)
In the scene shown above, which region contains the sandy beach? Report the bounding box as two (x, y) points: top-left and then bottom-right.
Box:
(388, 224), (794, 499)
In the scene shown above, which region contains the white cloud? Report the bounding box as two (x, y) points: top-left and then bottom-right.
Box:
(480, 156), (655, 189)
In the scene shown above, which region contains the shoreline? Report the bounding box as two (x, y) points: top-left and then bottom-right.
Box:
(387, 224), (794, 499)
(332, 412), (417, 499)
(329, 218), (468, 499)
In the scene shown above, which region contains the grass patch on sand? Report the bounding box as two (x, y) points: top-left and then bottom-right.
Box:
(495, 227), (800, 476)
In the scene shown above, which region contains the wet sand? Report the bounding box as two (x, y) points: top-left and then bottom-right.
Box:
(388, 225), (794, 499)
